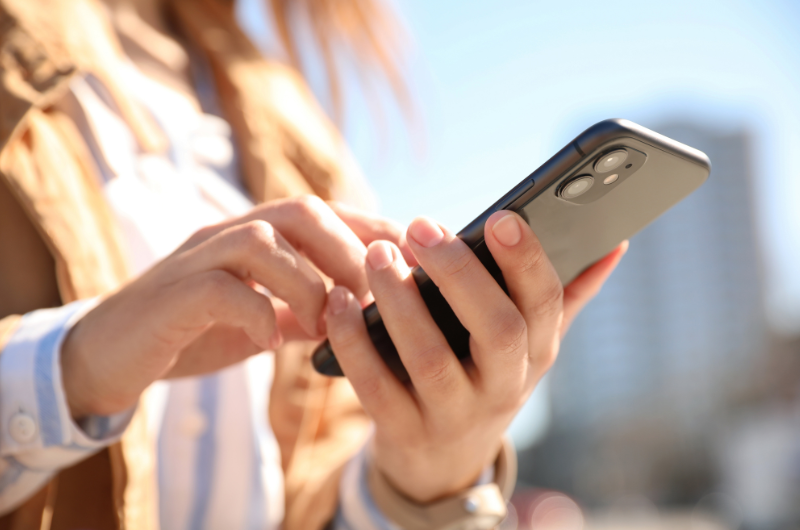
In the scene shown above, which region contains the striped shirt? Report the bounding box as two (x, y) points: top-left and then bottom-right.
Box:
(0, 57), (398, 530)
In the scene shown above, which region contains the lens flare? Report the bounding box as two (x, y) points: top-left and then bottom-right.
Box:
(529, 493), (585, 530)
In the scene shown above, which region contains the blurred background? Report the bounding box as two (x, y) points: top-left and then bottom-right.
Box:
(240, 0), (800, 528)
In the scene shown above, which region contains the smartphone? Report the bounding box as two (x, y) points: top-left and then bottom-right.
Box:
(312, 119), (711, 381)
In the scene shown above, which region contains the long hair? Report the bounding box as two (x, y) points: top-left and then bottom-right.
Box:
(268, 0), (411, 124)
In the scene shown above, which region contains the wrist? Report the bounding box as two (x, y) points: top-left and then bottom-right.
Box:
(60, 295), (149, 419)
(373, 435), (505, 503)
(61, 315), (133, 419)
(367, 438), (517, 530)
(376, 458), (486, 504)
(61, 322), (96, 420)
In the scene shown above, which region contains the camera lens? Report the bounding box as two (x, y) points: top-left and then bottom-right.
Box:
(560, 175), (594, 199)
(594, 149), (628, 173)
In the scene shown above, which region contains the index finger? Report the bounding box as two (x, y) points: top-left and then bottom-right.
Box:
(170, 221), (327, 337)
(186, 196), (373, 303)
(251, 196), (373, 302)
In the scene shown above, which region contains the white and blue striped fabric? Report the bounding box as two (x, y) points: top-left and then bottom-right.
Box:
(0, 300), (133, 514)
(0, 55), (397, 529)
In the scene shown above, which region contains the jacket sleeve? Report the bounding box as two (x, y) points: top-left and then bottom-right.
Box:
(0, 304), (135, 516)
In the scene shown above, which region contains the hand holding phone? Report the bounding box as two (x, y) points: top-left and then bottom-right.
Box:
(323, 207), (627, 504)
(315, 118), (709, 511)
(314, 119), (711, 381)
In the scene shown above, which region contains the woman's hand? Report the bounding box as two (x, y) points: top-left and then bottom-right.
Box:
(61, 196), (410, 419)
(325, 211), (627, 503)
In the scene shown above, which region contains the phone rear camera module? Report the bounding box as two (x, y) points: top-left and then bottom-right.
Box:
(594, 149), (628, 173)
(560, 175), (594, 199)
(603, 174), (619, 185)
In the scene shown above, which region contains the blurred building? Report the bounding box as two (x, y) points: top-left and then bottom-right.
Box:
(516, 122), (800, 528)
(553, 122), (765, 437)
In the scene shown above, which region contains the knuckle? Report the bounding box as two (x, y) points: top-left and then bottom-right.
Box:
(354, 375), (389, 407)
(236, 220), (278, 252)
(330, 322), (362, 352)
(517, 243), (549, 276)
(440, 249), (476, 281)
(292, 195), (327, 221)
(490, 313), (528, 357)
(412, 344), (457, 387)
(530, 280), (564, 319)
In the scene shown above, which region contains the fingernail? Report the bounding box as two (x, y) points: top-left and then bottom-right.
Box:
(408, 217), (444, 248)
(328, 286), (350, 315)
(367, 241), (395, 271)
(492, 214), (522, 246)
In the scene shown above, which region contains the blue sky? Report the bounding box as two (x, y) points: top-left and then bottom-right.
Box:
(240, 0), (800, 333)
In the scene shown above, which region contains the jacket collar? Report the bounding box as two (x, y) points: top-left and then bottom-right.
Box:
(0, 0), (167, 155)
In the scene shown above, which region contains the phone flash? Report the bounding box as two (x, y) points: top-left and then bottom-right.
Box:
(603, 174), (619, 185)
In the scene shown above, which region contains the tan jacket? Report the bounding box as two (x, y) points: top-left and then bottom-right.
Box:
(0, 0), (371, 528)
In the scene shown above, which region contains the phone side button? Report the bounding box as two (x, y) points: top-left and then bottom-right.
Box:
(498, 178), (535, 210)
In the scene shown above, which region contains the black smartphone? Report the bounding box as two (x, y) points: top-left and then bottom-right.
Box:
(312, 119), (711, 381)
